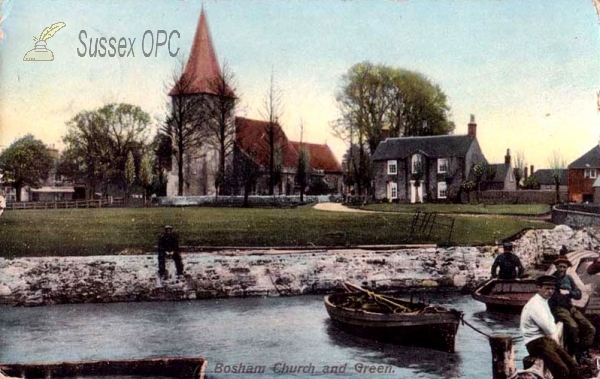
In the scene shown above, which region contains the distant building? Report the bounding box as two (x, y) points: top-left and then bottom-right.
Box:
(372, 115), (487, 203)
(567, 144), (600, 202)
(530, 168), (567, 191)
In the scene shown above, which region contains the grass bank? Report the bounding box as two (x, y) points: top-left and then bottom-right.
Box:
(0, 206), (554, 258)
(359, 203), (551, 215)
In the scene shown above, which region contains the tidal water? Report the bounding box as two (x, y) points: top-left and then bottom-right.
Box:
(0, 293), (527, 379)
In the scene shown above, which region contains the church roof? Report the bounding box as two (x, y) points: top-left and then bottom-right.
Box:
(289, 141), (342, 173)
(235, 117), (299, 169)
(169, 9), (232, 97)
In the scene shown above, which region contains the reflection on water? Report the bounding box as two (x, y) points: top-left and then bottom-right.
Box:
(0, 293), (530, 378)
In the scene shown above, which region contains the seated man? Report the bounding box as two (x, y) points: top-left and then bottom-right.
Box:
(521, 275), (581, 379)
(157, 225), (184, 279)
(549, 256), (596, 362)
(491, 241), (525, 279)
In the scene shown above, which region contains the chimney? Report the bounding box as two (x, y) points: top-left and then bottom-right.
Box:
(381, 127), (389, 141)
(530, 165), (534, 175)
(524, 166), (528, 179)
(505, 149), (511, 165)
(468, 114), (477, 138)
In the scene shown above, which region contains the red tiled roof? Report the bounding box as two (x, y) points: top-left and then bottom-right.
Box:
(235, 117), (299, 169)
(289, 141), (342, 173)
(169, 9), (232, 96)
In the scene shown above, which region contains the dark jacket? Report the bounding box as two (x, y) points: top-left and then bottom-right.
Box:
(158, 233), (180, 253)
(491, 252), (524, 279)
(549, 273), (581, 309)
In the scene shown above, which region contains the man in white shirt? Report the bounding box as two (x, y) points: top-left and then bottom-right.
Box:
(520, 275), (581, 379)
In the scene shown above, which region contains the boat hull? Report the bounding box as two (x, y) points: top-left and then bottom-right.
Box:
(324, 293), (461, 353)
(472, 279), (537, 313)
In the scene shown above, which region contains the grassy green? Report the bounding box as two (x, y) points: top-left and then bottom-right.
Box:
(0, 206), (554, 258)
(359, 203), (551, 215)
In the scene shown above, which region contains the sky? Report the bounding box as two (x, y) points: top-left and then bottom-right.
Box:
(1, 0), (600, 171)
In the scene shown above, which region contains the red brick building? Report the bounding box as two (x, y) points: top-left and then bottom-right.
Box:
(567, 144), (600, 203)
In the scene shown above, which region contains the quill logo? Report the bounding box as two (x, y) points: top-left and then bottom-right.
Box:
(23, 22), (66, 61)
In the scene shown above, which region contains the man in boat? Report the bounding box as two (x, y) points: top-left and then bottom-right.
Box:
(520, 275), (581, 379)
(157, 225), (184, 280)
(549, 256), (596, 363)
(491, 241), (525, 280)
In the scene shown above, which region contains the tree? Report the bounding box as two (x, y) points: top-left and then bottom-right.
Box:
(295, 120), (310, 202)
(549, 150), (567, 204)
(125, 151), (136, 203)
(205, 62), (238, 197)
(139, 152), (153, 202)
(0, 134), (53, 201)
(235, 147), (261, 207)
(513, 151), (526, 190)
(62, 103), (152, 198)
(333, 62), (455, 155)
(161, 58), (208, 196)
(260, 70), (284, 196)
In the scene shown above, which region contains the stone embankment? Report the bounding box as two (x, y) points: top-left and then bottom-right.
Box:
(1, 225), (599, 307)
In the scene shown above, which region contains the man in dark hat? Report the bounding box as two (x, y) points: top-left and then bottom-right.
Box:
(491, 241), (525, 280)
(157, 225), (184, 279)
(521, 275), (580, 379)
(549, 256), (595, 363)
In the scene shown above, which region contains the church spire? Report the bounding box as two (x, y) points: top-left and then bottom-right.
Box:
(169, 8), (228, 96)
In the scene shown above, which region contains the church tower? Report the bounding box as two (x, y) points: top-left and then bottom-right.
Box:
(166, 8), (236, 197)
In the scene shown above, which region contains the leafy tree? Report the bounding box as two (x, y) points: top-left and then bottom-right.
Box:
(0, 134), (53, 201)
(162, 58), (208, 196)
(332, 62), (455, 155)
(548, 150), (567, 203)
(139, 152), (153, 201)
(125, 151), (136, 201)
(205, 62), (238, 197)
(62, 103), (152, 198)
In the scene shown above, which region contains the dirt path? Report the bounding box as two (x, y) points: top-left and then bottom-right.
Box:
(313, 202), (551, 223)
(312, 203), (376, 213)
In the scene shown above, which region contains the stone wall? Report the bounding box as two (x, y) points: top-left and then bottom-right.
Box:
(2, 225), (599, 306)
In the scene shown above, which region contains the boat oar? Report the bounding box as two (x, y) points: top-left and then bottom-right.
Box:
(344, 282), (411, 313)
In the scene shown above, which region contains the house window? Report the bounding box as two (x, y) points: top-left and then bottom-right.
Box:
(387, 160), (397, 175)
(390, 182), (398, 199)
(438, 158), (448, 174)
(585, 169), (597, 179)
(438, 182), (447, 199)
(411, 154), (422, 174)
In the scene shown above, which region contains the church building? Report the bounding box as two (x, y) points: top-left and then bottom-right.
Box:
(166, 8), (342, 197)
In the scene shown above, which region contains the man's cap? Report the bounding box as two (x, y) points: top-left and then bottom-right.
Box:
(502, 241), (513, 252)
(536, 275), (557, 286)
(554, 256), (572, 267)
(164, 225), (173, 229)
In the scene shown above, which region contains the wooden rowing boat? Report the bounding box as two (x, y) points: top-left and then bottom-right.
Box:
(324, 284), (462, 353)
(0, 357), (206, 379)
(471, 278), (538, 313)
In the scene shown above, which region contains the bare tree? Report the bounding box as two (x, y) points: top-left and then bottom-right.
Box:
(235, 147), (261, 207)
(549, 150), (567, 204)
(260, 70), (284, 196)
(205, 62), (238, 197)
(513, 150), (526, 190)
(161, 58), (207, 196)
(296, 119), (310, 202)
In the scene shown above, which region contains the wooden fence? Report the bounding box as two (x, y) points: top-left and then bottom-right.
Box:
(5, 199), (107, 210)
